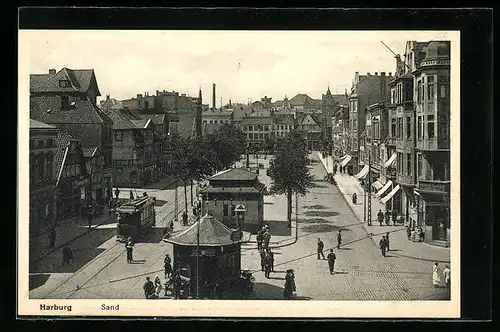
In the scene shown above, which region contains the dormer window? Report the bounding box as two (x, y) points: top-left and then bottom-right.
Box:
(58, 79), (71, 88)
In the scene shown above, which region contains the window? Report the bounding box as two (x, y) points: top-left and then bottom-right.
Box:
(427, 114), (435, 138)
(406, 116), (412, 139)
(58, 79), (71, 88)
(427, 76), (435, 99)
(247, 133), (250, 139)
(397, 117), (403, 138)
(406, 153), (412, 176)
(391, 90), (395, 104)
(144, 101), (149, 109)
(397, 152), (403, 175)
(249, 125), (253, 131)
(433, 162), (449, 181)
(115, 131), (122, 141)
(391, 118), (397, 138)
(417, 116), (423, 139)
(264, 125), (269, 131)
(417, 153), (422, 178)
(416, 80), (422, 103)
(373, 120), (380, 139)
(37, 140), (45, 148)
(47, 138), (53, 147)
(209, 120), (213, 124)
(440, 84), (448, 99)
(223, 204), (229, 217)
(437, 44), (448, 56)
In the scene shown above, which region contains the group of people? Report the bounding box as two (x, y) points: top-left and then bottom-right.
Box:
(317, 237), (338, 274)
(407, 226), (425, 242)
(432, 262), (451, 289)
(256, 225), (272, 251)
(376, 209), (399, 226)
(283, 269), (296, 299)
(259, 248), (275, 278)
(142, 254), (190, 299)
(378, 233), (391, 257)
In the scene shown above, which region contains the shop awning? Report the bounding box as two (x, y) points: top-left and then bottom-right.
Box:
(354, 165), (369, 179)
(384, 152), (397, 168)
(372, 180), (384, 190)
(375, 180), (393, 197)
(340, 155), (352, 167)
(381, 184), (401, 204)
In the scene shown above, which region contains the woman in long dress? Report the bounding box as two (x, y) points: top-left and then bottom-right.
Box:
(432, 263), (441, 287)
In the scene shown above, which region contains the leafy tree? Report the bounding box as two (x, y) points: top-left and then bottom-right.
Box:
(263, 135), (277, 154)
(206, 123), (246, 172)
(266, 129), (314, 226)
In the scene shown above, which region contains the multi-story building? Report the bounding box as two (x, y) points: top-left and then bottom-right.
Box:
(106, 109), (157, 187)
(273, 114), (295, 139)
(296, 113), (323, 151)
(29, 119), (60, 262)
(413, 41), (451, 246)
(30, 68), (114, 202)
(346, 71), (391, 174)
(83, 147), (105, 203)
(240, 116), (274, 150)
(202, 108), (233, 126)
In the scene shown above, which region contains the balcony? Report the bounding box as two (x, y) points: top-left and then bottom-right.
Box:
(416, 138), (450, 152)
(417, 179), (450, 195)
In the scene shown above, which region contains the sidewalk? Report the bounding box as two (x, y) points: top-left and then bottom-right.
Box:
(30, 205), (117, 266)
(317, 152), (450, 263)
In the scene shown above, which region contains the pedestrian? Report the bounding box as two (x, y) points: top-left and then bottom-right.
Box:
(392, 210), (397, 225)
(169, 219), (175, 231)
(417, 226), (425, 242)
(263, 230), (271, 250)
(327, 249), (337, 274)
(317, 238), (326, 260)
(283, 269), (296, 300)
(114, 188), (120, 200)
(379, 236), (387, 257)
(385, 210), (391, 225)
(352, 192), (357, 205)
(49, 228), (56, 248)
(432, 262), (441, 288)
(406, 225), (412, 240)
(386, 232), (390, 251)
(61, 245), (74, 266)
(213, 279), (221, 299)
(125, 240), (134, 263)
(336, 230), (342, 249)
(259, 249), (266, 271)
(143, 277), (155, 299)
(172, 271), (182, 299)
(411, 228), (418, 242)
(164, 254), (173, 279)
(87, 205), (93, 229)
(154, 276), (163, 298)
(182, 211), (188, 226)
(377, 209), (384, 226)
(264, 254), (272, 279)
(256, 229), (263, 251)
(267, 249), (275, 272)
(443, 265), (451, 289)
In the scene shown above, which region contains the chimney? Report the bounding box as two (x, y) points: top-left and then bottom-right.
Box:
(106, 94), (110, 101)
(212, 83), (216, 109)
(355, 72), (359, 84)
(137, 94), (143, 99)
(49, 69), (56, 74)
(381, 72), (386, 76)
(389, 72), (392, 77)
(375, 72), (378, 76)
(229, 99), (232, 107)
(367, 72), (371, 76)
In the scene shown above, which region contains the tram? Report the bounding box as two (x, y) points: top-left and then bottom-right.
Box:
(116, 196), (156, 242)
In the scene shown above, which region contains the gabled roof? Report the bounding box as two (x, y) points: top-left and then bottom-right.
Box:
(240, 116), (273, 125)
(165, 213), (249, 247)
(30, 68), (100, 95)
(274, 114), (295, 124)
(290, 93), (314, 106)
(299, 113), (322, 126)
(30, 95), (107, 124)
(331, 94), (348, 106)
(30, 119), (57, 130)
(208, 167), (257, 181)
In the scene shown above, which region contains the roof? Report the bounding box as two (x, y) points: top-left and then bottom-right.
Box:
(331, 94), (348, 106)
(202, 108), (234, 117)
(274, 114), (295, 124)
(198, 186), (262, 194)
(208, 168), (257, 181)
(247, 109), (272, 118)
(289, 93), (314, 106)
(165, 213), (250, 247)
(30, 119), (57, 130)
(130, 119), (151, 129)
(30, 95), (106, 124)
(176, 111), (196, 138)
(30, 68), (100, 95)
(139, 113), (166, 125)
(240, 116), (273, 125)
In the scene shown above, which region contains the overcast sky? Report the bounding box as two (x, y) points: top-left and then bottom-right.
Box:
(22, 30), (453, 107)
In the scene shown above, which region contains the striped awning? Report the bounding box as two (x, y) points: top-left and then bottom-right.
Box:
(340, 155), (352, 167)
(381, 184), (401, 204)
(372, 180), (384, 190)
(354, 165), (369, 179)
(384, 153), (397, 168)
(375, 180), (393, 197)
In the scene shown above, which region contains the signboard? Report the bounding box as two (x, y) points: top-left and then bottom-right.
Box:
(230, 230), (243, 242)
(191, 249), (217, 257)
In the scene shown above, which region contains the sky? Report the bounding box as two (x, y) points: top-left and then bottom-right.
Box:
(22, 30), (453, 107)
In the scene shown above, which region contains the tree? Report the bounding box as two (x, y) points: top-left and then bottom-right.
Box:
(263, 135), (277, 154)
(167, 135), (213, 214)
(206, 123), (246, 172)
(266, 129), (314, 226)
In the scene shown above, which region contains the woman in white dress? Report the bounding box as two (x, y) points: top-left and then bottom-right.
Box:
(432, 263), (441, 287)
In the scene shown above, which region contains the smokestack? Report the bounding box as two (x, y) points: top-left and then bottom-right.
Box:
(49, 69), (56, 74)
(196, 88), (202, 138)
(212, 83), (216, 109)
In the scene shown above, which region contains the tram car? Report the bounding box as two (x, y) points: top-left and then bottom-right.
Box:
(116, 196), (156, 242)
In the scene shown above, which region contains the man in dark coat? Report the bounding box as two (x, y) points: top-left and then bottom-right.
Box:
(164, 254), (172, 279)
(172, 272), (182, 299)
(317, 238), (325, 260)
(385, 210), (391, 225)
(143, 277), (155, 299)
(182, 211), (188, 226)
(264, 254), (272, 279)
(386, 232), (391, 251)
(256, 230), (264, 251)
(336, 230), (342, 249)
(392, 210), (398, 225)
(114, 188), (120, 200)
(327, 249), (337, 274)
(267, 249), (275, 272)
(259, 249), (266, 271)
(125, 240), (134, 263)
(379, 236), (388, 257)
(377, 210), (385, 226)
(61, 245), (74, 266)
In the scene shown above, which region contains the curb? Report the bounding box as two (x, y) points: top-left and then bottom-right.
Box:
(316, 154), (449, 263)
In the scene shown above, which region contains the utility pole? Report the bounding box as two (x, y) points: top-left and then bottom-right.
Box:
(174, 180), (179, 222)
(367, 153), (372, 226)
(196, 214), (200, 299)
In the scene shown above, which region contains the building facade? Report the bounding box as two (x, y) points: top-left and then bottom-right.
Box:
(30, 68), (113, 203)
(199, 168), (265, 233)
(29, 119), (60, 262)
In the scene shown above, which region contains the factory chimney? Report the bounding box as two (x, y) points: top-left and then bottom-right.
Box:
(212, 83), (216, 109)
(195, 88), (202, 138)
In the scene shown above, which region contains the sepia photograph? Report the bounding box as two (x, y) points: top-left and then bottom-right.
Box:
(18, 28), (460, 318)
